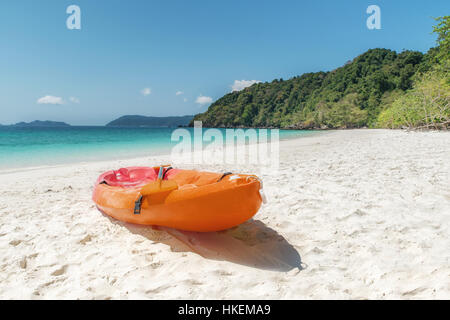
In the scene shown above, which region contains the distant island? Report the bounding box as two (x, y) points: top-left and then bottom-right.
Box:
(106, 115), (194, 127)
(10, 120), (71, 127)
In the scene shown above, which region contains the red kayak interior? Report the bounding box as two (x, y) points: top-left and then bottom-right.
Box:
(97, 166), (180, 187)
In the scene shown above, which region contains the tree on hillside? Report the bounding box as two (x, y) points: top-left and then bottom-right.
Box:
(432, 16), (450, 60)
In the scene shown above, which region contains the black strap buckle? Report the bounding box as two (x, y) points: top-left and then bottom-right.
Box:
(134, 195), (143, 215)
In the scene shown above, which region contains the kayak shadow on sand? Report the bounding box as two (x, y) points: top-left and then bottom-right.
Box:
(105, 214), (302, 272)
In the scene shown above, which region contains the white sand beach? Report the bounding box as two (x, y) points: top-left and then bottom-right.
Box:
(0, 129), (449, 299)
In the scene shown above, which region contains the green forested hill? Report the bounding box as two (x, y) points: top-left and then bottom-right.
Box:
(191, 17), (449, 130)
(192, 49), (427, 129)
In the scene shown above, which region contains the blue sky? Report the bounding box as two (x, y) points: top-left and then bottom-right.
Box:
(0, 0), (448, 125)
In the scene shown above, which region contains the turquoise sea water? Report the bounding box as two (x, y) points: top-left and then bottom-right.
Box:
(0, 126), (318, 169)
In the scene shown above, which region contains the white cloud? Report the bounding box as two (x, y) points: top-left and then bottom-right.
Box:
(176, 91), (184, 96)
(183, 98), (188, 102)
(141, 88), (152, 96)
(231, 79), (261, 92)
(195, 95), (213, 105)
(37, 95), (64, 105)
(69, 97), (80, 103)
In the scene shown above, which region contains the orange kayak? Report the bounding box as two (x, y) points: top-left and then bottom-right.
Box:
(92, 166), (263, 232)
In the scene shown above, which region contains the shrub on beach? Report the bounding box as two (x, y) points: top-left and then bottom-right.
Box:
(377, 16), (450, 130)
(377, 64), (450, 129)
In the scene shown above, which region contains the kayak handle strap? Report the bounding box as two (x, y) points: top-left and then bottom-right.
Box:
(134, 166), (177, 215)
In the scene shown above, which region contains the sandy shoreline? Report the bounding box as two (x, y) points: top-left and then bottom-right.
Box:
(0, 129), (449, 299)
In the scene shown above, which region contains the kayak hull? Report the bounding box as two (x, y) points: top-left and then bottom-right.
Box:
(92, 167), (263, 232)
